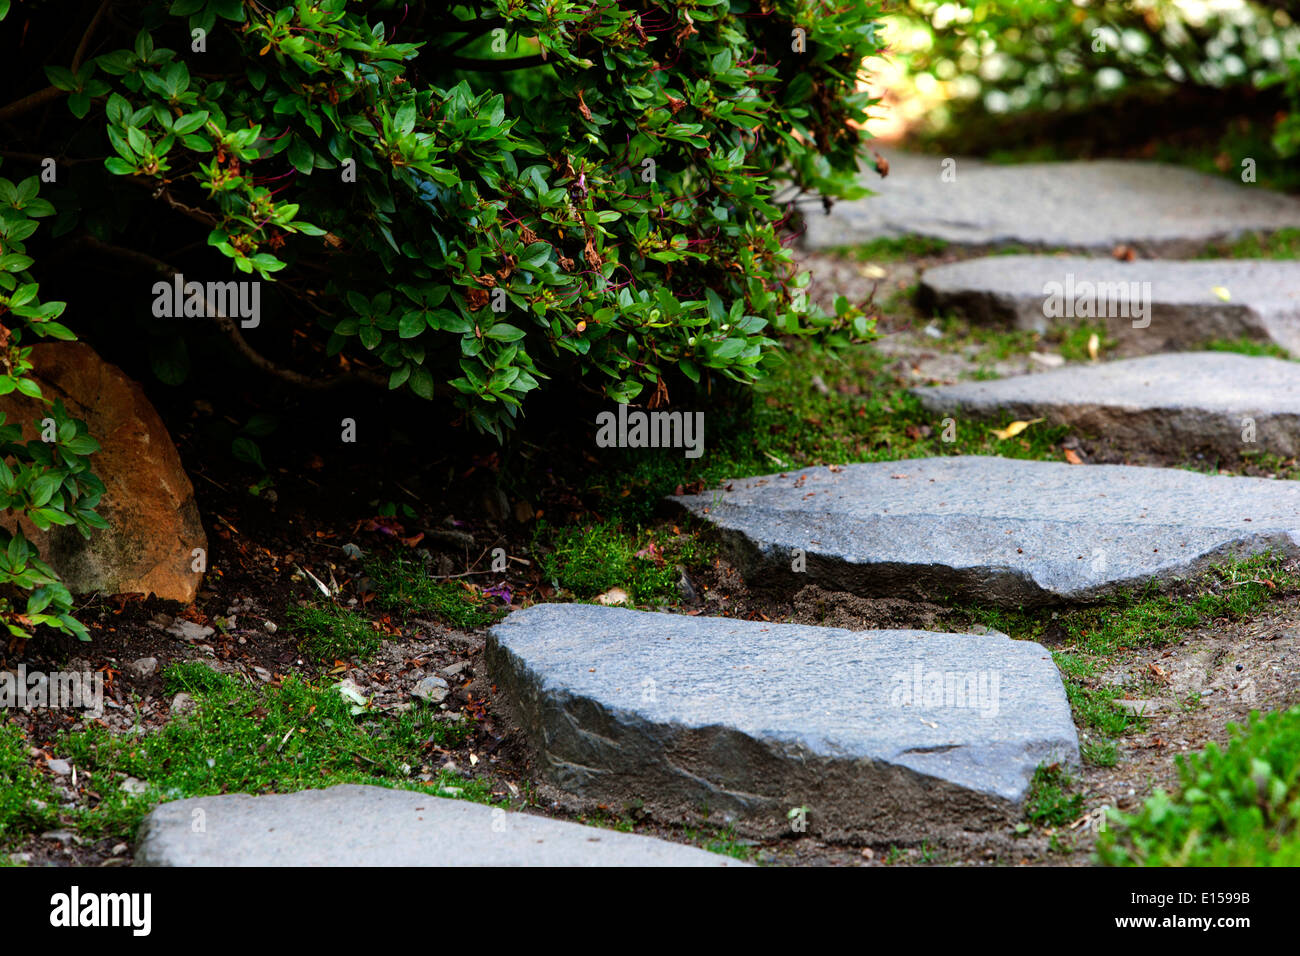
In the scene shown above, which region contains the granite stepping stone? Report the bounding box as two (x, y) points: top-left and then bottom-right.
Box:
(487, 603), (1078, 843)
(917, 256), (1300, 354)
(913, 352), (1300, 459)
(672, 456), (1300, 606)
(134, 784), (741, 866)
(803, 152), (1300, 255)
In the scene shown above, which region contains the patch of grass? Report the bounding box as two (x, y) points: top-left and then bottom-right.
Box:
(1098, 706), (1300, 866)
(1064, 681), (1139, 737)
(1056, 322), (1115, 362)
(683, 821), (760, 862)
(1199, 228), (1300, 261)
(1081, 739), (1119, 768)
(285, 603), (381, 664)
(1203, 337), (1292, 360)
(934, 314), (1042, 362)
(366, 556), (501, 628)
(0, 722), (59, 851)
(577, 807), (637, 833)
(535, 520), (701, 605)
(829, 236), (951, 262)
(1025, 763), (1085, 827)
(986, 243), (1071, 256)
(58, 662), (486, 843)
(949, 554), (1298, 659)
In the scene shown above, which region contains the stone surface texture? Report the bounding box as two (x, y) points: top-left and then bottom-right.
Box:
(804, 152), (1300, 255)
(135, 784), (740, 866)
(913, 352), (1300, 458)
(672, 456), (1300, 606)
(916, 256), (1300, 354)
(488, 603), (1078, 842)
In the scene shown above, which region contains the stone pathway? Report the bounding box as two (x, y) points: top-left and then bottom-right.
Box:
(673, 456), (1300, 606)
(918, 255), (1300, 354)
(487, 603), (1077, 843)
(803, 151), (1300, 254)
(913, 352), (1300, 459)
(135, 785), (741, 866)
(128, 151), (1300, 864)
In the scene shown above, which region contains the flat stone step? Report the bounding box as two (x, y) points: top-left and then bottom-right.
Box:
(487, 603), (1078, 843)
(913, 352), (1300, 459)
(918, 256), (1300, 354)
(804, 152), (1300, 254)
(672, 456), (1300, 606)
(134, 785), (740, 866)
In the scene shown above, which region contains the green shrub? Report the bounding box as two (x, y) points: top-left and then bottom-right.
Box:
(0, 165), (106, 641)
(1098, 706), (1300, 866)
(2, 0), (883, 439)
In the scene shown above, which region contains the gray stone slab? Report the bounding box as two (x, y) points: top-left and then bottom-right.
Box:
(913, 352), (1300, 459)
(134, 784), (739, 866)
(804, 152), (1300, 254)
(487, 603), (1078, 842)
(917, 255), (1300, 354)
(672, 456), (1300, 606)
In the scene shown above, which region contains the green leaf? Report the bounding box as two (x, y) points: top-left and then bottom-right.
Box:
(231, 436), (265, 470)
(484, 323), (525, 342)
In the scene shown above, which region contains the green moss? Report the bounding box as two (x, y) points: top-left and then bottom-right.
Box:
(827, 236), (952, 262)
(535, 520), (695, 605)
(286, 603), (382, 664)
(1025, 763), (1085, 827)
(1203, 338), (1292, 360)
(366, 556), (501, 628)
(0, 722), (59, 851)
(1199, 228), (1300, 261)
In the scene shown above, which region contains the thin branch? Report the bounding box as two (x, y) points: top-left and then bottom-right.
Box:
(1, 0), (112, 123)
(72, 0), (113, 72)
(0, 87), (62, 124)
(120, 176), (221, 228)
(0, 150), (104, 166)
(75, 235), (387, 392)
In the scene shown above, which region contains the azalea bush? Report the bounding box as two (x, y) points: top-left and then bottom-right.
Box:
(0, 165), (106, 640)
(2, 0), (885, 440)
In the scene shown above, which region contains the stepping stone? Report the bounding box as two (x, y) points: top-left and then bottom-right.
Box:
(487, 603), (1078, 842)
(804, 152), (1300, 254)
(134, 784), (739, 866)
(918, 256), (1300, 354)
(672, 456), (1300, 606)
(913, 352), (1300, 459)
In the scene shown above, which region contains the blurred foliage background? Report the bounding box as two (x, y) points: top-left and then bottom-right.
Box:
(867, 1), (1299, 188)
